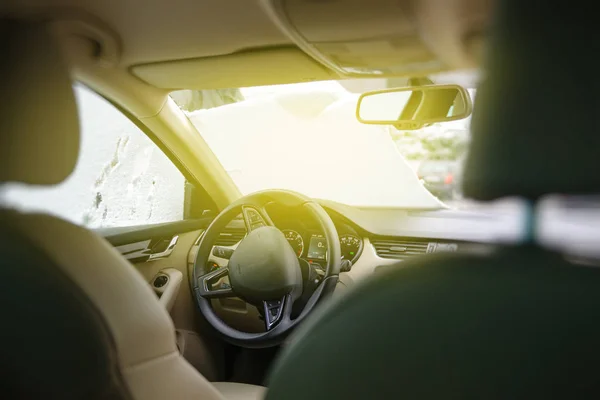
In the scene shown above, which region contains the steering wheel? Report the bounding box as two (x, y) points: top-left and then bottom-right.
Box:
(192, 190), (341, 348)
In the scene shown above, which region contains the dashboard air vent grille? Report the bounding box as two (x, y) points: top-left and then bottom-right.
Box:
(372, 238), (430, 260)
(214, 228), (246, 246)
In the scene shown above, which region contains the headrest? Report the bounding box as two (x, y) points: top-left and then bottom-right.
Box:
(462, 0), (600, 200)
(0, 19), (79, 185)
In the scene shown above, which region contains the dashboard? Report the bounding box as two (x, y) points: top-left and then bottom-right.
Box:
(206, 200), (507, 277)
(205, 199), (517, 276)
(198, 199), (519, 333)
(187, 196), (600, 335)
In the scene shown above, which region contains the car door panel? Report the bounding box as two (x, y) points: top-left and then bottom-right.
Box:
(103, 220), (224, 381)
(104, 220), (209, 330)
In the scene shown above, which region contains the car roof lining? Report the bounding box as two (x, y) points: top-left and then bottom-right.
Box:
(3, 0), (490, 90)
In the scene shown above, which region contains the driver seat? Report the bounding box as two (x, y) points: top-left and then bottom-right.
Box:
(0, 20), (264, 400)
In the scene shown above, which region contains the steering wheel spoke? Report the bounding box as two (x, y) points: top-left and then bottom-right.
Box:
(197, 267), (235, 299)
(242, 206), (273, 231)
(263, 295), (290, 331)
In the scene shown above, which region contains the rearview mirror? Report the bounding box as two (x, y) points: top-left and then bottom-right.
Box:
(356, 84), (472, 130)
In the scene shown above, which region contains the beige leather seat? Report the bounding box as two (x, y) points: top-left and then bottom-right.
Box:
(0, 19), (265, 400)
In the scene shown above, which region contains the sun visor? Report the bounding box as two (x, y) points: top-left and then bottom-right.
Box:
(462, 0), (600, 200)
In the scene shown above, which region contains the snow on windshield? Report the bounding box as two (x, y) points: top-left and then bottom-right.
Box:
(185, 82), (444, 209)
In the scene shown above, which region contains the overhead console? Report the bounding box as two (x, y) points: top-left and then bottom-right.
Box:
(262, 0), (488, 77)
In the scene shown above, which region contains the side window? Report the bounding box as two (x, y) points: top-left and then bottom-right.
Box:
(1, 84), (186, 228)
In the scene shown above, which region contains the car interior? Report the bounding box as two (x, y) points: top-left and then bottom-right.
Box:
(3, 0), (600, 399)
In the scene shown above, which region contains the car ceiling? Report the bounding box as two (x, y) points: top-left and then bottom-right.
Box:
(2, 0), (491, 89)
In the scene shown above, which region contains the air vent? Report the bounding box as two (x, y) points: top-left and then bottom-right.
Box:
(371, 238), (430, 260)
(214, 228), (246, 247)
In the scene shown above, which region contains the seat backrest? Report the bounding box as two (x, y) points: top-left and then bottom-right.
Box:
(0, 19), (224, 400)
(267, 247), (600, 399)
(0, 216), (130, 399)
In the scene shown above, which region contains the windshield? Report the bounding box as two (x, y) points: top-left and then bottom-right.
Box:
(172, 74), (475, 209)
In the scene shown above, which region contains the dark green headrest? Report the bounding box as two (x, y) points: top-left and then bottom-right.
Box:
(463, 0), (600, 200)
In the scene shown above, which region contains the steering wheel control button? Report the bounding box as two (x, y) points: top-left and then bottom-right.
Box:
(246, 209), (261, 223)
(263, 297), (286, 330)
(153, 275), (168, 288)
(266, 299), (281, 307)
(213, 246), (234, 259)
(340, 259), (352, 272)
(243, 206), (268, 231)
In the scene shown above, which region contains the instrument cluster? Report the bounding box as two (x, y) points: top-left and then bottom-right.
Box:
(281, 229), (363, 265)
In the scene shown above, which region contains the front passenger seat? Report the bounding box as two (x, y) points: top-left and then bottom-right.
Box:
(0, 19), (264, 400)
(265, 1), (600, 399)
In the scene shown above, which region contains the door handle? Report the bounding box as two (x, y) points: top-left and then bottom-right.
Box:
(148, 235), (179, 261)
